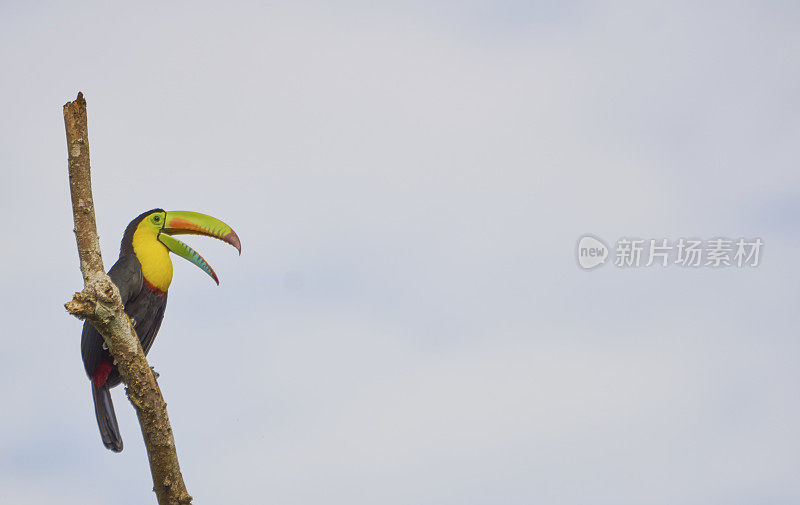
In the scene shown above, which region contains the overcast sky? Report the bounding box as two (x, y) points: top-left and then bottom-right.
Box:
(1, 1), (799, 504)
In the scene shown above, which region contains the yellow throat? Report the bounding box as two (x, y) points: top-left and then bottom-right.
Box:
(131, 220), (173, 292)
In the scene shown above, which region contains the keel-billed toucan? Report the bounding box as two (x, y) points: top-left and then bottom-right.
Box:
(81, 209), (240, 452)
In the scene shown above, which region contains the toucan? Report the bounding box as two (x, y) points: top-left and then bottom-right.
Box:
(81, 209), (240, 452)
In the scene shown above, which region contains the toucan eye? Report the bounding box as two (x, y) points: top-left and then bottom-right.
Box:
(153, 215), (161, 224)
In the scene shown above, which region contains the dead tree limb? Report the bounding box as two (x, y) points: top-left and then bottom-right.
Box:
(64, 92), (192, 505)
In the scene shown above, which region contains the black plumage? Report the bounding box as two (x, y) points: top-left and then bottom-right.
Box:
(79, 207), (240, 452)
(80, 210), (168, 452)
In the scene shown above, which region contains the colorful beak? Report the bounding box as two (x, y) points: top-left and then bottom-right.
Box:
(158, 211), (241, 285)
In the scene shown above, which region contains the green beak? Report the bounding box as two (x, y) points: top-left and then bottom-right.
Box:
(157, 211), (241, 285)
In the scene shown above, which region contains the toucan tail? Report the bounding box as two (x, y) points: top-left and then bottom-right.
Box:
(92, 383), (123, 452)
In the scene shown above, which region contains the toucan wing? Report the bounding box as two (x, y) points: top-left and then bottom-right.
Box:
(81, 254), (144, 380)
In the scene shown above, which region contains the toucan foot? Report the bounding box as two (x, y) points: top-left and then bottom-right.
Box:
(150, 366), (160, 379)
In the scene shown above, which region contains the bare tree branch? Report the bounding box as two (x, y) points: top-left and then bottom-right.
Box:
(64, 92), (192, 505)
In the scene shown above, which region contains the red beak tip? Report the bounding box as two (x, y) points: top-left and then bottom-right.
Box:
(224, 231), (242, 255)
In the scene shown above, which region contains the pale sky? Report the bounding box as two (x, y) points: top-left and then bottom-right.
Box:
(1, 1), (799, 504)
